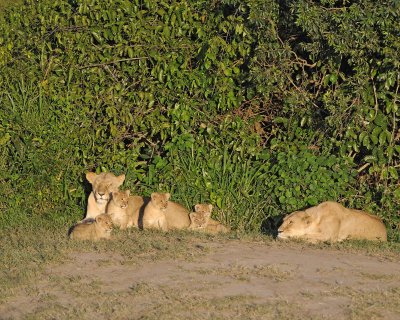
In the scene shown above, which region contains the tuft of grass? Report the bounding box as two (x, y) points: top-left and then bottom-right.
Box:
(165, 145), (273, 233)
(196, 263), (293, 283)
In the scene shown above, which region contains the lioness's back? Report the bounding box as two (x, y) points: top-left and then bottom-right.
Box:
(341, 209), (387, 241)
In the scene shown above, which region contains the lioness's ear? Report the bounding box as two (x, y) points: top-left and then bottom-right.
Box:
(284, 211), (299, 221)
(125, 190), (130, 197)
(86, 172), (97, 184)
(165, 193), (171, 201)
(115, 174), (125, 186)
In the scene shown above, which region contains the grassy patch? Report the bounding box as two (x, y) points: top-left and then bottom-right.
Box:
(0, 216), (218, 302)
(327, 286), (400, 320)
(275, 237), (400, 260)
(196, 263), (293, 282)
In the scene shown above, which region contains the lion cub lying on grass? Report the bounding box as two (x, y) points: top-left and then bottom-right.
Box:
(69, 214), (113, 241)
(278, 201), (387, 243)
(142, 192), (190, 231)
(189, 204), (230, 234)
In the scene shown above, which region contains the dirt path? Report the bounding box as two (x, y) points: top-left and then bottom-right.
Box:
(2, 240), (400, 319)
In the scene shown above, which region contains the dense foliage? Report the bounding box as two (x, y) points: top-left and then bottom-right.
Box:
(0, 0), (398, 239)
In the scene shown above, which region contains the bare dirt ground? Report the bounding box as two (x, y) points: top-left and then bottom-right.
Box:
(1, 237), (400, 320)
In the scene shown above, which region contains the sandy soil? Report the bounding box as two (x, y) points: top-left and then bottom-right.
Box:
(1, 240), (400, 320)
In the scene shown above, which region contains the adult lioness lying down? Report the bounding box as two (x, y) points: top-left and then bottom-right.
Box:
(84, 171), (125, 221)
(277, 201), (387, 243)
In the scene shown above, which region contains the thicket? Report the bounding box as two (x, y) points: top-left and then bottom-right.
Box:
(0, 0), (399, 239)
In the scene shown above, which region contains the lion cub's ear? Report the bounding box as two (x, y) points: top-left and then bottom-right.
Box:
(207, 204), (213, 212)
(86, 172), (97, 184)
(164, 193), (171, 201)
(125, 189), (130, 197)
(115, 174), (125, 187)
(151, 192), (158, 201)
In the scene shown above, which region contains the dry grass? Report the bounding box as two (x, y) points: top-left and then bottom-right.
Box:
(325, 286), (400, 320)
(196, 263), (293, 282)
(1, 218), (400, 319)
(0, 222), (214, 302)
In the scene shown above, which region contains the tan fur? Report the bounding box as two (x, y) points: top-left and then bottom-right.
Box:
(165, 199), (191, 230)
(84, 172), (125, 221)
(189, 204), (230, 234)
(127, 195), (146, 228)
(142, 192), (169, 231)
(106, 190), (131, 229)
(142, 192), (190, 231)
(69, 214), (113, 241)
(277, 201), (387, 243)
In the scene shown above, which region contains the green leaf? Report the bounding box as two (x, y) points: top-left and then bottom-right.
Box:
(388, 167), (398, 179)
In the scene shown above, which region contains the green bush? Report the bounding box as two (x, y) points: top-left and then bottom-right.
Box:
(0, 0), (398, 239)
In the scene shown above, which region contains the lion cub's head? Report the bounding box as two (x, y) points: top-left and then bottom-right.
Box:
(96, 213), (114, 233)
(86, 172), (125, 204)
(111, 190), (130, 209)
(150, 192), (170, 211)
(189, 204), (213, 230)
(277, 210), (315, 239)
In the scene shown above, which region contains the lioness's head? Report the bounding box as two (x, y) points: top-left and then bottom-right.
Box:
(150, 192), (170, 210)
(277, 210), (314, 240)
(111, 190), (130, 209)
(86, 172), (125, 204)
(189, 204), (212, 229)
(95, 213), (113, 233)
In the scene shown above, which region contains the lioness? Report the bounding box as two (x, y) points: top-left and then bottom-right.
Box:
(85, 172), (125, 221)
(142, 192), (191, 231)
(277, 201), (387, 243)
(69, 213), (113, 241)
(189, 204), (230, 234)
(106, 190), (131, 229)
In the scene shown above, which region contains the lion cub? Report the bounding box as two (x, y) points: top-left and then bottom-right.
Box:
(69, 214), (113, 241)
(189, 204), (230, 234)
(106, 190), (131, 229)
(142, 192), (191, 231)
(142, 192), (169, 231)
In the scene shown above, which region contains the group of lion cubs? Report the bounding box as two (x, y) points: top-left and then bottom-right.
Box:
(69, 172), (229, 241)
(69, 171), (388, 243)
